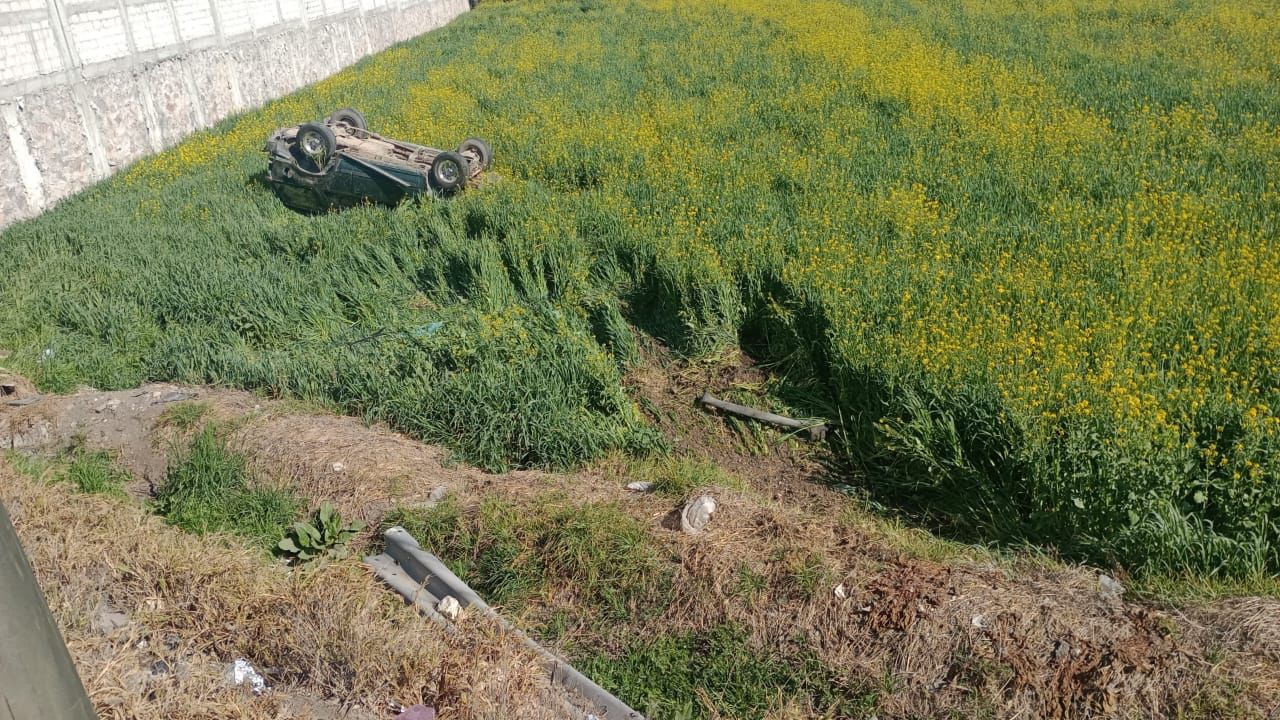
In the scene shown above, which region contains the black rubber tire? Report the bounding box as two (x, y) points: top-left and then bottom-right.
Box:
(430, 151), (468, 192)
(458, 137), (493, 171)
(296, 122), (336, 171)
(326, 108), (367, 130)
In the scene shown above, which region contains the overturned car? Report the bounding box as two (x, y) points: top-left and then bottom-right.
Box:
(264, 108), (492, 213)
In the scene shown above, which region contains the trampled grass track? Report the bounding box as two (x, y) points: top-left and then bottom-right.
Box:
(2, 0), (1279, 577)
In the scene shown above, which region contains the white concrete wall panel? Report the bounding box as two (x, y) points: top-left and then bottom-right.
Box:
(67, 8), (132, 65)
(170, 0), (216, 43)
(0, 0), (470, 227)
(126, 2), (178, 52)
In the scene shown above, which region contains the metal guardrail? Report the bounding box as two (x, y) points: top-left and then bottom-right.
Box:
(366, 527), (645, 720)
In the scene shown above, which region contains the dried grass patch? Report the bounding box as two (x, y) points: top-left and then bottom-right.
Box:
(1, 460), (566, 720)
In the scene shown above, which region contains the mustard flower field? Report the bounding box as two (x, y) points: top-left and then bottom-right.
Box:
(3, 0), (1279, 577)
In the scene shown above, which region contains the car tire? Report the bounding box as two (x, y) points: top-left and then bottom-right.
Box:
(430, 151), (468, 192)
(326, 108), (368, 131)
(297, 122), (337, 171)
(458, 137), (493, 171)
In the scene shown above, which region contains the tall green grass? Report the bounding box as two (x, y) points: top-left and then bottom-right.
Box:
(155, 426), (299, 551)
(2, 0), (1279, 578)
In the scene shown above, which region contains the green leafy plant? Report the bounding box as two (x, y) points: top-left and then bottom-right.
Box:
(278, 502), (365, 562)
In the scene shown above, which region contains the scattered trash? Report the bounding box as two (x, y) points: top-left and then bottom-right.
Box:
(696, 391), (828, 441)
(226, 658), (268, 695)
(626, 481), (656, 492)
(41, 347), (53, 360)
(437, 595), (461, 622)
(412, 322), (445, 338)
(971, 614), (986, 629)
(396, 705), (437, 720)
(152, 391), (192, 404)
(1099, 573), (1125, 600)
(331, 461), (347, 473)
(834, 583), (848, 600)
(680, 494), (717, 534)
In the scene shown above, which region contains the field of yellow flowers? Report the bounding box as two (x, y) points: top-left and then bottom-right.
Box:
(2, 0), (1278, 577)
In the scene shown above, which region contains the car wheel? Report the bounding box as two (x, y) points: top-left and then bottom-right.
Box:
(458, 138), (493, 171)
(297, 122), (337, 171)
(326, 108), (367, 131)
(430, 151), (468, 192)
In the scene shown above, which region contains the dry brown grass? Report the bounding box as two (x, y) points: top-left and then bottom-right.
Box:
(431, 475), (1275, 719)
(1, 460), (571, 720)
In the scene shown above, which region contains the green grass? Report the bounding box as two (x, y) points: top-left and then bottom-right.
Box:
(578, 624), (878, 720)
(386, 494), (665, 617)
(65, 449), (130, 496)
(157, 400), (211, 432)
(154, 425), (300, 551)
(2, 0), (1279, 579)
(5, 448), (130, 497)
(624, 455), (744, 499)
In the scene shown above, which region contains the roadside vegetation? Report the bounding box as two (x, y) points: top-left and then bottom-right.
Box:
(6, 446), (131, 497)
(2, 0), (1278, 584)
(155, 424), (300, 551)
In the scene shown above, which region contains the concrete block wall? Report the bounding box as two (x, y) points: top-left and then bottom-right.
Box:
(0, 0), (470, 227)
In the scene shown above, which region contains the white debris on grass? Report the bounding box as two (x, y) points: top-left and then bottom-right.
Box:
(1099, 573), (1125, 600)
(680, 494), (717, 534)
(226, 658), (268, 695)
(437, 595), (461, 622)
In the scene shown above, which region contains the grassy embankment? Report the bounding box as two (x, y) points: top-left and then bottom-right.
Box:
(2, 0), (1279, 582)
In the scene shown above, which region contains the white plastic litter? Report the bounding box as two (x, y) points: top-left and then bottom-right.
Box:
(227, 658), (268, 694)
(680, 495), (717, 534)
(331, 461), (347, 473)
(1099, 573), (1125, 600)
(626, 481), (656, 492)
(437, 595), (462, 621)
(834, 583), (848, 600)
